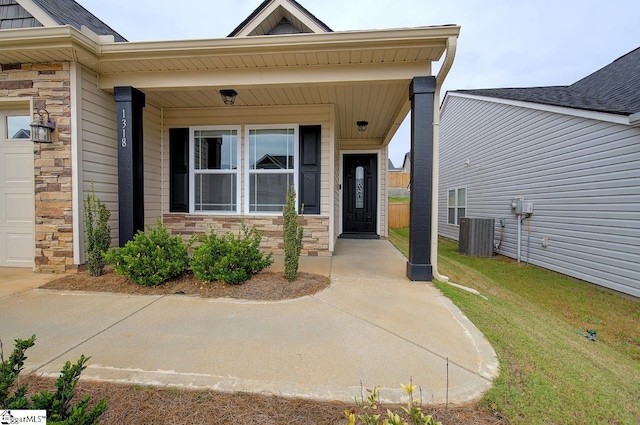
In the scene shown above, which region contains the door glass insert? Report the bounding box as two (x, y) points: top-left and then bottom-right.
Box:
(355, 166), (364, 209)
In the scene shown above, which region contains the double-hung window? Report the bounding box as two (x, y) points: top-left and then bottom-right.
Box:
(246, 126), (298, 213)
(447, 187), (466, 225)
(190, 127), (240, 213)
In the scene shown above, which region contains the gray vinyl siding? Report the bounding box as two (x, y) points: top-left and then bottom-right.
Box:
(80, 67), (118, 245)
(439, 94), (640, 297)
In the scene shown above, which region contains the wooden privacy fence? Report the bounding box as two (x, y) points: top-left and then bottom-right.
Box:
(388, 172), (410, 188)
(388, 202), (410, 228)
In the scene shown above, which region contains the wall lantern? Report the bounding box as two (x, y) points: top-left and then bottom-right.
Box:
(219, 89), (238, 105)
(30, 108), (55, 143)
(356, 120), (369, 132)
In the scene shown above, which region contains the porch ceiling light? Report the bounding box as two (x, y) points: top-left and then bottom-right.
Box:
(356, 120), (369, 132)
(30, 108), (55, 143)
(220, 89), (238, 105)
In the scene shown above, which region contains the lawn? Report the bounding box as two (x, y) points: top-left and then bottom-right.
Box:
(389, 228), (640, 424)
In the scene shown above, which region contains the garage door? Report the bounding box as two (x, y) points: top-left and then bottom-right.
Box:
(0, 112), (34, 267)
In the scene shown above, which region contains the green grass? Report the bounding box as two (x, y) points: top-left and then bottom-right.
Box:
(388, 227), (640, 424)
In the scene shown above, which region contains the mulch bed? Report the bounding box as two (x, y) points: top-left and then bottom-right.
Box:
(20, 376), (501, 425)
(41, 267), (331, 301)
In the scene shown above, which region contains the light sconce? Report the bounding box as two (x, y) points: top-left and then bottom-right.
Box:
(30, 108), (55, 143)
(219, 89), (238, 105)
(356, 120), (369, 132)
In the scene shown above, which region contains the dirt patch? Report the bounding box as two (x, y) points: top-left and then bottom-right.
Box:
(41, 267), (331, 301)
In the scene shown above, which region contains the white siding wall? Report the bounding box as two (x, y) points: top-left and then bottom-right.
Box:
(80, 67), (118, 245)
(162, 105), (331, 215)
(439, 94), (640, 297)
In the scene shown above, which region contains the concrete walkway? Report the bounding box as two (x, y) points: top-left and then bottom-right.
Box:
(0, 239), (498, 404)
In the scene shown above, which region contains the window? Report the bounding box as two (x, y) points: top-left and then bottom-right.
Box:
(5, 115), (30, 140)
(246, 126), (298, 213)
(447, 187), (466, 225)
(190, 127), (240, 213)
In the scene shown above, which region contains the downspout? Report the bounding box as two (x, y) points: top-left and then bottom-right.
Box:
(431, 36), (457, 282)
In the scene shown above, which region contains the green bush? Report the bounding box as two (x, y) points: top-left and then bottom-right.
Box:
(104, 219), (189, 286)
(283, 186), (303, 282)
(190, 225), (273, 285)
(84, 183), (111, 276)
(1, 335), (107, 424)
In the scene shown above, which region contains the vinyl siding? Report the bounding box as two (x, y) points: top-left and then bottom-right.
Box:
(143, 103), (162, 226)
(439, 94), (640, 297)
(80, 67), (118, 245)
(162, 105), (331, 216)
(81, 68), (164, 248)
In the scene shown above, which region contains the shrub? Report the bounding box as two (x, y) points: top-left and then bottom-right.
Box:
(104, 219), (189, 286)
(83, 183), (111, 276)
(283, 186), (303, 282)
(0, 335), (107, 424)
(190, 225), (273, 285)
(345, 382), (442, 425)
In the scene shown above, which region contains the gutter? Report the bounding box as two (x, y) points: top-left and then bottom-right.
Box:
(431, 35), (457, 283)
(629, 111), (640, 127)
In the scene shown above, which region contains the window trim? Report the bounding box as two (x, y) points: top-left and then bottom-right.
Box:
(189, 125), (241, 214)
(244, 124), (299, 215)
(447, 186), (467, 225)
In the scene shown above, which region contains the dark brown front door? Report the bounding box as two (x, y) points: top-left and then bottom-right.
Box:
(342, 154), (377, 234)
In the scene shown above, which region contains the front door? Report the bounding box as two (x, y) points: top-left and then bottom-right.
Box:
(342, 154), (377, 235)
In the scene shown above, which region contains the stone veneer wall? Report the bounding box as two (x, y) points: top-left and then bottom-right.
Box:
(0, 63), (73, 273)
(163, 214), (331, 256)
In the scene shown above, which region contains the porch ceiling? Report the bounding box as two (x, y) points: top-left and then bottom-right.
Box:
(97, 26), (459, 144)
(0, 24), (460, 144)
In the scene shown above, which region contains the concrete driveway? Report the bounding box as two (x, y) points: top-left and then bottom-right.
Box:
(0, 239), (498, 404)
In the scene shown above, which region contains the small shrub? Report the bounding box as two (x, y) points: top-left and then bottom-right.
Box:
(84, 183), (111, 276)
(190, 225), (273, 285)
(104, 219), (189, 286)
(0, 335), (107, 424)
(345, 382), (441, 425)
(283, 186), (303, 282)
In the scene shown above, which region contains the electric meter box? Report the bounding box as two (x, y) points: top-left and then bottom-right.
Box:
(522, 202), (534, 214)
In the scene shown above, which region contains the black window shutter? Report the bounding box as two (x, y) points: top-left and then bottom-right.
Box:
(169, 128), (189, 212)
(298, 125), (321, 214)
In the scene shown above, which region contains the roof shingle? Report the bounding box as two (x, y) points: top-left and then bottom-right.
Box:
(456, 47), (640, 116)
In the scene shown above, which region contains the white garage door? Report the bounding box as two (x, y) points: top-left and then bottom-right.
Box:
(0, 112), (34, 267)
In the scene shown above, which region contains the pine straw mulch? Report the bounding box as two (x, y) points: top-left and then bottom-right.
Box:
(20, 375), (503, 425)
(34, 268), (504, 424)
(41, 266), (331, 301)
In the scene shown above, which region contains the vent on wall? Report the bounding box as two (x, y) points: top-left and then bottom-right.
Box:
(459, 218), (495, 257)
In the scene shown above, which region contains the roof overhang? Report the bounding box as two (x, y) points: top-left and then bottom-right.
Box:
(0, 24), (460, 144)
(0, 26), (101, 68)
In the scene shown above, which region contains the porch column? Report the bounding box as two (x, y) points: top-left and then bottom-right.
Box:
(114, 86), (146, 246)
(406, 76), (436, 281)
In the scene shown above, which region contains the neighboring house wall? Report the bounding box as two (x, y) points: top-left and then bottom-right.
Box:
(161, 104), (332, 255)
(439, 94), (640, 297)
(0, 62), (73, 272)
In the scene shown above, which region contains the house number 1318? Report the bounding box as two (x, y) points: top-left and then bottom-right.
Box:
(121, 109), (127, 148)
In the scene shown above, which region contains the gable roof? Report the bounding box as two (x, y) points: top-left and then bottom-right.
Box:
(229, 0), (332, 37)
(0, 0), (41, 29)
(455, 47), (640, 116)
(0, 0), (126, 41)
